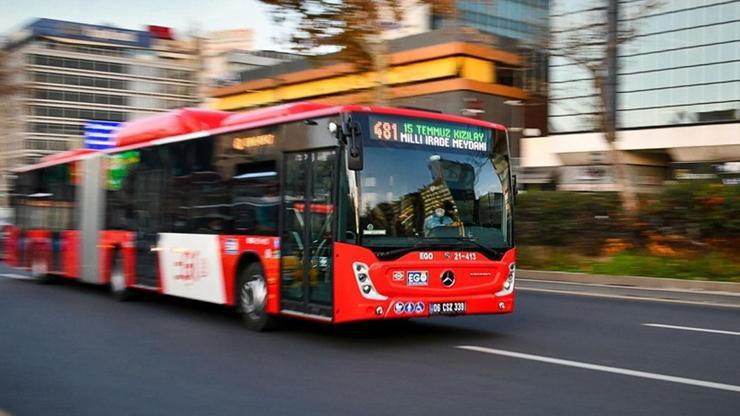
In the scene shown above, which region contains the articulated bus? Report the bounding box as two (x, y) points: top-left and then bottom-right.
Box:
(5, 102), (516, 330)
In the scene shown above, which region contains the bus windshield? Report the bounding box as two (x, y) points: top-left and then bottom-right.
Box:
(358, 116), (512, 255)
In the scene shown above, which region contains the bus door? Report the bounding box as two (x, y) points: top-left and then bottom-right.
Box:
(280, 149), (337, 319)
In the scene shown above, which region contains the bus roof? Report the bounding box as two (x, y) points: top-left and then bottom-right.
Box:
(15, 102), (508, 172)
(215, 102), (507, 136)
(220, 102), (334, 127)
(13, 148), (98, 173)
(114, 108), (230, 148)
(341, 105), (507, 131)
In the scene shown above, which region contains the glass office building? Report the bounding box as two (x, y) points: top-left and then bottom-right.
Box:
(550, 0), (739, 133)
(520, 0), (739, 192)
(444, 0), (549, 42)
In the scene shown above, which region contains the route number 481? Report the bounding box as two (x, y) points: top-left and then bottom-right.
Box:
(373, 121), (398, 141)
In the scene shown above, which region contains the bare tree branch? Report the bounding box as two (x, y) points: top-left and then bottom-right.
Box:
(259, 0), (455, 71)
(545, 0), (665, 213)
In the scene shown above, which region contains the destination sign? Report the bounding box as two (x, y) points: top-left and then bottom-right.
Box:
(368, 116), (491, 153)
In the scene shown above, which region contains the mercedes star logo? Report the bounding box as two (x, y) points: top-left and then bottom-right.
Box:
(441, 270), (455, 287)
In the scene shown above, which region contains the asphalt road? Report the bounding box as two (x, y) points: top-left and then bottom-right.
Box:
(1, 267), (738, 415)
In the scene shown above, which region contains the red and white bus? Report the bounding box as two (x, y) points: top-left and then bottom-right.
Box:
(5, 102), (516, 330)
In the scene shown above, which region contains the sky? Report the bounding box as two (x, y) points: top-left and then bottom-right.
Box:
(0, 0), (286, 50)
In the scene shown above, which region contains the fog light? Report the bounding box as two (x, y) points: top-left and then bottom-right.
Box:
(498, 302), (506, 310)
(375, 306), (384, 316)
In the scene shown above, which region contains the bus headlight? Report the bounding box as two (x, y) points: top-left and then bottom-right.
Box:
(352, 262), (388, 301)
(496, 263), (516, 296)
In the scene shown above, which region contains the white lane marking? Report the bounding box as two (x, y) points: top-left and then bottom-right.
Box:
(456, 345), (740, 394)
(517, 287), (740, 309)
(0, 273), (32, 280)
(519, 278), (740, 297)
(643, 323), (740, 337)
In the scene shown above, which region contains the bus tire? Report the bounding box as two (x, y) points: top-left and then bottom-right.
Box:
(30, 250), (52, 284)
(110, 250), (133, 301)
(237, 262), (277, 332)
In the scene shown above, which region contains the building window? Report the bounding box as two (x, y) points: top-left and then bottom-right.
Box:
(31, 105), (127, 122)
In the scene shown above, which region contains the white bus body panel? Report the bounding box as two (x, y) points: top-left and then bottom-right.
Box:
(158, 233), (226, 304)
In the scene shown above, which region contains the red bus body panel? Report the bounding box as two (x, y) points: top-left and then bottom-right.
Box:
(97, 230), (136, 285)
(23, 229), (52, 269)
(215, 235), (281, 311)
(60, 230), (80, 278)
(2, 226), (21, 267)
(332, 242), (515, 324)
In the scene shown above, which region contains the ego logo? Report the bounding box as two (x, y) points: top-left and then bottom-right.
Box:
(407, 271), (429, 287)
(174, 250), (207, 284)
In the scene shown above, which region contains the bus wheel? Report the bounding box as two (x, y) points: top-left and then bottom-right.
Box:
(110, 250), (133, 301)
(31, 252), (51, 284)
(237, 262), (277, 331)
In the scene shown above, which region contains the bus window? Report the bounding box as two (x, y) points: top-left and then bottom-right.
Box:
(232, 161), (279, 236)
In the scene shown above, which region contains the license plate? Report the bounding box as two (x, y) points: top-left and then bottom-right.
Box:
(429, 301), (466, 315)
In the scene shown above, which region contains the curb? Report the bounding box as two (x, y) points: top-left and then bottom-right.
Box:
(518, 270), (740, 294)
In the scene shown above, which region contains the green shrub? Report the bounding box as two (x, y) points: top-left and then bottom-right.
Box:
(515, 183), (740, 279)
(517, 183), (739, 251)
(640, 181), (740, 242)
(516, 190), (625, 254)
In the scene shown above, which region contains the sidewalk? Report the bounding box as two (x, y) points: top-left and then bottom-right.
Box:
(518, 270), (740, 308)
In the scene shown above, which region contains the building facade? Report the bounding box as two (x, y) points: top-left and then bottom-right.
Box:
(522, 0), (739, 190)
(208, 28), (531, 142)
(434, 0), (552, 162)
(205, 49), (302, 88)
(0, 19), (200, 202)
(442, 0), (549, 42)
(202, 28), (254, 88)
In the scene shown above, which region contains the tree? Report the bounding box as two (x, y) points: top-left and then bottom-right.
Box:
(258, 0), (455, 103)
(548, 0), (663, 214)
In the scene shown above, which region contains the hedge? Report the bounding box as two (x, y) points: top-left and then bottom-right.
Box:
(515, 182), (739, 257)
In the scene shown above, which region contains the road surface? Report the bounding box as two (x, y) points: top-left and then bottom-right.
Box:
(1, 266), (738, 415)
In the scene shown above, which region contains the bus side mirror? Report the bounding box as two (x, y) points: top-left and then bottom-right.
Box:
(343, 121), (363, 171)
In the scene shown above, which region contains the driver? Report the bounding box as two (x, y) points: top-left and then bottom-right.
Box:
(424, 201), (455, 235)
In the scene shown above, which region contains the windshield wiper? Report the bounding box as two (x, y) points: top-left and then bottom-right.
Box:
(373, 240), (427, 258)
(372, 237), (506, 260)
(422, 237), (505, 258)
